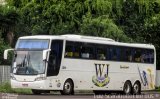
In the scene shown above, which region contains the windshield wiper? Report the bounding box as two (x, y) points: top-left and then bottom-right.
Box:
(21, 55), (27, 67)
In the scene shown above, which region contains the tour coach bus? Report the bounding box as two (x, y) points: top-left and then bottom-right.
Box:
(4, 34), (156, 95)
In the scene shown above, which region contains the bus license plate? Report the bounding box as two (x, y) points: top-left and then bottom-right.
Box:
(22, 84), (28, 87)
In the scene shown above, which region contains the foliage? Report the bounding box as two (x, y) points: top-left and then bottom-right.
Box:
(80, 15), (132, 42)
(144, 13), (160, 69)
(0, 5), (20, 46)
(156, 86), (160, 92)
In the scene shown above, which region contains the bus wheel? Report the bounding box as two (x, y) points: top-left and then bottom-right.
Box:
(123, 81), (132, 95)
(32, 89), (41, 95)
(60, 79), (74, 95)
(133, 82), (141, 95)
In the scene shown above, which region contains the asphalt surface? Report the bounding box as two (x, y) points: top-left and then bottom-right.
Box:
(1, 92), (160, 99)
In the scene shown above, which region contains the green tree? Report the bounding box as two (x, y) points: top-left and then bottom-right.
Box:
(144, 13), (160, 69)
(80, 15), (131, 42)
(4, 0), (160, 68)
(0, 5), (20, 46)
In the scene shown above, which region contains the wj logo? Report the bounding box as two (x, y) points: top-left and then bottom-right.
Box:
(92, 63), (110, 87)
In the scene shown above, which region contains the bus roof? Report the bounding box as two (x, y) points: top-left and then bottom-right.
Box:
(19, 34), (155, 49)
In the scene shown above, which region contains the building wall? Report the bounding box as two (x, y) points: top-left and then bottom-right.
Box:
(0, 65), (10, 84)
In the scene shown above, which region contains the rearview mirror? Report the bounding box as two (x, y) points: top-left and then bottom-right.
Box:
(43, 49), (51, 60)
(4, 49), (14, 60)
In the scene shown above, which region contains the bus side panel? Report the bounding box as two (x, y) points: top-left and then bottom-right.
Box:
(59, 58), (156, 91)
(60, 59), (125, 91)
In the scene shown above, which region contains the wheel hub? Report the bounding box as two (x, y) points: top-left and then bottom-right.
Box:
(64, 82), (71, 92)
(134, 84), (139, 93)
(124, 84), (131, 94)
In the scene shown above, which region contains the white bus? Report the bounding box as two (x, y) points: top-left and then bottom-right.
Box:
(4, 34), (156, 95)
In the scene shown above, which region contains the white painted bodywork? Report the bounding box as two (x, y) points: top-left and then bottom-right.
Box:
(8, 34), (156, 91)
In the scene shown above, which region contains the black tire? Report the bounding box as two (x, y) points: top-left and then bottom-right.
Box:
(132, 82), (141, 95)
(60, 79), (74, 95)
(123, 81), (132, 95)
(32, 89), (41, 95)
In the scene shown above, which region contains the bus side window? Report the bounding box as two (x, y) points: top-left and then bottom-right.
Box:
(125, 48), (132, 62)
(65, 43), (73, 57)
(81, 43), (95, 59)
(65, 41), (82, 58)
(134, 49), (142, 62)
(81, 47), (89, 58)
(96, 45), (106, 60)
(140, 50), (146, 63)
(120, 47), (125, 61)
(73, 43), (81, 58)
(112, 50), (117, 60)
(110, 47), (119, 61)
(148, 50), (154, 64)
(150, 50), (154, 63)
(143, 50), (147, 63)
(142, 49), (154, 64)
(134, 50), (139, 62)
(73, 52), (80, 58)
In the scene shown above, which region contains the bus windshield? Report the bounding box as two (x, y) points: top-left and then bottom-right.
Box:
(12, 51), (45, 75)
(16, 39), (49, 50)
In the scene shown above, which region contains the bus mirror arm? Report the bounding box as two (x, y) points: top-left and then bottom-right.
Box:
(4, 49), (14, 60)
(43, 49), (51, 60)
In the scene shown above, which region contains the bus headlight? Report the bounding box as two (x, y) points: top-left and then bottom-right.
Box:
(35, 77), (47, 81)
(10, 75), (16, 80)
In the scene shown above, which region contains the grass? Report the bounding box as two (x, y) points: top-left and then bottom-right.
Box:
(155, 86), (160, 92)
(0, 82), (32, 94)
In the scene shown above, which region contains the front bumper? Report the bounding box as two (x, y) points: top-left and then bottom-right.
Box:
(11, 80), (46, 89)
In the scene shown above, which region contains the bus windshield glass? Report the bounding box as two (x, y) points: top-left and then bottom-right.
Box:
(16, 39), (49, 50)
(12, 51), (45, 75)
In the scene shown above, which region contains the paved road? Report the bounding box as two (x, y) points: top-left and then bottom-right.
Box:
(1, 92), (160, 99)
